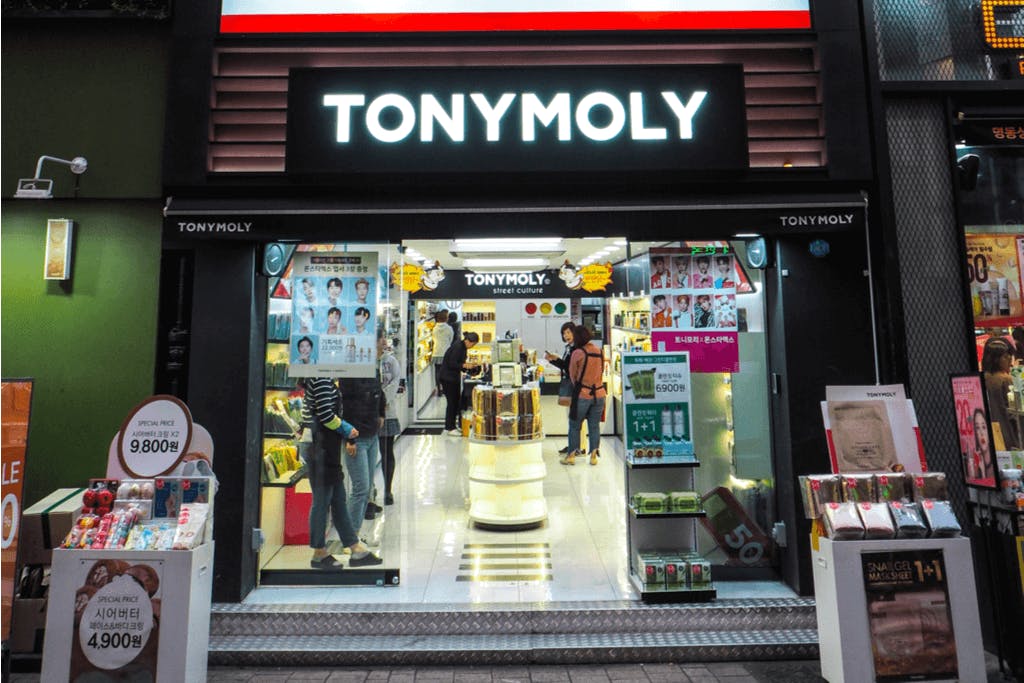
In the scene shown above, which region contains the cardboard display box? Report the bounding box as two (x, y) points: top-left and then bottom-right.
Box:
(9, 598), (47, 654)
(19, 488), (85, 567)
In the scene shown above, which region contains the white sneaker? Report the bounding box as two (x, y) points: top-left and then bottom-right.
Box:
(446, 428), (463, 437)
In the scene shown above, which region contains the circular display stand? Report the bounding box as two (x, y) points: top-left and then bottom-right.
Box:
(467, 432), (548, 529)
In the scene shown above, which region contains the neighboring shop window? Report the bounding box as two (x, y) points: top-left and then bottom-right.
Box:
(957, 136), (1024, 451)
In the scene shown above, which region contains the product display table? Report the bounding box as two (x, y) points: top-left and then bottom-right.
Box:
(812, 536), (984, 683)
(42, 542), (214, 683)
(467, 435), (547, 528)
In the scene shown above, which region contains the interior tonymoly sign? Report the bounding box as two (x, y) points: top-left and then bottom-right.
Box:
(220, 0), (812, 33)
(286, 66), (748, 175)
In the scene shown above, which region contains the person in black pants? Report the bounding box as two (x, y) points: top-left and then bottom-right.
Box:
(438, 331), (480, 436)
(543, 322), (577, 455)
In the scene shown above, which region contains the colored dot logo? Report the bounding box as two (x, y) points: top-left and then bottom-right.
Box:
(540, 303), (553, 315)
(525, 303), (538, 314)
(554, 302), (567, 314)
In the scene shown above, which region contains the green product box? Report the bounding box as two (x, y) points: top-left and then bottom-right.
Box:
(668, 491), (700, 513)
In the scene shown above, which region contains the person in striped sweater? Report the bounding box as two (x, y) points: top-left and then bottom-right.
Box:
(302, 377), (383, 569)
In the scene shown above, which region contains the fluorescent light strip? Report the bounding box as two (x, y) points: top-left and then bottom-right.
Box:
(463, 257), (547, 268)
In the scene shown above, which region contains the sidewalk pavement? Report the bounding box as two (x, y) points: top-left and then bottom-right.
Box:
(8, 655), (1018, 682)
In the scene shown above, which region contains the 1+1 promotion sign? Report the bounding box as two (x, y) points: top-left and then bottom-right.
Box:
(286, 65), (748, 175)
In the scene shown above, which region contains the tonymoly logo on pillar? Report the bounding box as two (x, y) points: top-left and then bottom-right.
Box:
(287, 65), (748, 175)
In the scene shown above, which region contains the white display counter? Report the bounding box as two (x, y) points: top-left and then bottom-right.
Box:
(812, 536), (984, 683)
(467, 436), (548, 527)
(42, 542), (214, 683)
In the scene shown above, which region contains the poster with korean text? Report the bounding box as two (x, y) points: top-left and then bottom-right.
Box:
(965, 233), (1024, 327)
(290, 252), (378, 378)
(69, 558), (164, 681)
(620, 352), (694, 461)
(950, 374), (998, 489)
(649, 246), (739, 373)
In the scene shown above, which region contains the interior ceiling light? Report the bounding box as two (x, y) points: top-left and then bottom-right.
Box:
(463, 257), (548, 269)
(605, 245), (621, 251)
(613, 239), (628, 246)
(451, 238), (564, 257)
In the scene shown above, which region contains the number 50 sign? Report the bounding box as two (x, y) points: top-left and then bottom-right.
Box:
(116, 395), (194, 478)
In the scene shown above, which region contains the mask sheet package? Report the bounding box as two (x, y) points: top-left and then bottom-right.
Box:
(856, 502), (895, 540)
(874, 473), (911, 503)
(912, 472), (948, 501)
(922, 499), (961, 537)
(824, 502), (865, 540)
(631, 492), (669, 514)
(799, 475), (842, 518)
(841, 474), (877, 504)
(888, 501), (928, 539)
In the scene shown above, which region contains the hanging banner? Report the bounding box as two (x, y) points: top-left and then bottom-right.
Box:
(407, 268), (611, 300)
(2, 379), (34, 642)
(965, 233), (1024, 327)
(862, 549), (958, 682)
(69, 558), (163, 681)
(290, 251), (379, 378)
(648, 247), (739, 373)
(389, 260), (445, 294)
(620, 352), (694, 461)
(560, 262), (614, 293)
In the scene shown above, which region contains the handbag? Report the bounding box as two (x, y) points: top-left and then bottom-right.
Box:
(557, 375), (572, 406)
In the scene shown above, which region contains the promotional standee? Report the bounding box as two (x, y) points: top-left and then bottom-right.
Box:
(620, 352), (716, 601)
(805, 385), (985, 683)
(3, 379), (34, 648)
(42, 395), (216, 683)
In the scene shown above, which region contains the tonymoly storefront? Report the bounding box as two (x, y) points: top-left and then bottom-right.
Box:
(160, 1), (884, 614)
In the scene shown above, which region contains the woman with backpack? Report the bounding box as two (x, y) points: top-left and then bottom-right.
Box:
(544, 322), (578, 456)
(560, 325), (607, 466)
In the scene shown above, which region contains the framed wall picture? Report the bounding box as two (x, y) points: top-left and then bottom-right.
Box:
(44, 219), (74, 281)
(950, 373), (1000, 489)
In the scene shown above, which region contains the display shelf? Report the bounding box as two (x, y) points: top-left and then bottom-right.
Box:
(469, 462), (546, 484)
(264, 431), (296, 439)
(469, 498), (547, 526)
(266, 385), (299, 391)
(626, 456), (700, 468)
(267, 339), (288, 346)
(612, 326), (648, 334)
(813, 536), (984, 683)
(628, 505), (706, 519)
(263, 467), (306, 488)
(628, 573), (716, 602)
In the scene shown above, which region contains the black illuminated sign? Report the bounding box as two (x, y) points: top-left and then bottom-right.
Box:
(286, 65), (748, 176)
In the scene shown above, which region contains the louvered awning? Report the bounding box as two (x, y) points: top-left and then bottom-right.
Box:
(207, 41), (825, 174)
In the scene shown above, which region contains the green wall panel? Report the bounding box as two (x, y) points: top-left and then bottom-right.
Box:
(1, 200), (162, 506)
(1, 22), (169, 199)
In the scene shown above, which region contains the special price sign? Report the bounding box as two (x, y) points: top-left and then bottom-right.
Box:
(71, 559), (163, 679)
(949, 374), (998, 490)
(117, 396), (193, 478)
(620, 352), (694, 459)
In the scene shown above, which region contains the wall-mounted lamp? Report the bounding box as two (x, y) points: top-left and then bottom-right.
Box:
(15, 155), (88, 199)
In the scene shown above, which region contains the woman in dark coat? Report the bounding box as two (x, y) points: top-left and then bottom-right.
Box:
(438, 331), (479, 435)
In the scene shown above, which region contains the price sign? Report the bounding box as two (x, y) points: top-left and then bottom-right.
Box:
(72, 559), (162, 679)
(621, 352), (694, 458)
(117, 395), (193, 478)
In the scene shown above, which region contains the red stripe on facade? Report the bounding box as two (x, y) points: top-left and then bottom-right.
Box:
(220, 11), (812, 34)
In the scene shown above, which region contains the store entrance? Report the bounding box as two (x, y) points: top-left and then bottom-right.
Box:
(254, 235), (794, 596)
(401, 237), (781, 580)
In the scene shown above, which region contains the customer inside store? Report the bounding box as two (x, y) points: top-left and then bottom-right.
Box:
(562, 325), (607, 466)
(544, 321), (578, 456)
(439, 331), (480, 436)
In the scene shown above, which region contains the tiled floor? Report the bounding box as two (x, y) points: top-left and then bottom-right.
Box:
(250, 431), (795, 605)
